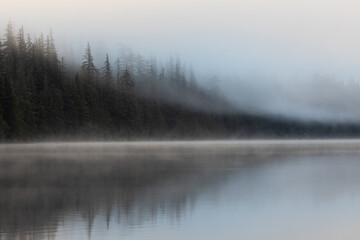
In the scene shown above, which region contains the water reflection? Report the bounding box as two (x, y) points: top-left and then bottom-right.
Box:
(0, 142), (251, 240)
(1, 141), (360, 240)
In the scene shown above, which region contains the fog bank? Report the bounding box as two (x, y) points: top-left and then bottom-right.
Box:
(2, 0), (360, 123)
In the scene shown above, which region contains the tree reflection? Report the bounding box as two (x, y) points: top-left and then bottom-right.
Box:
(0, 146), (240, 240)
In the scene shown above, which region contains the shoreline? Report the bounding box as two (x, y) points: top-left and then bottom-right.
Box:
(2, 139), (360, 160)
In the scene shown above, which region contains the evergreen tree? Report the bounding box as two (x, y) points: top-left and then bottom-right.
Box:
(17, 26), (26, 95)
(59, 57), (65, 80)
(120, 69), (134, 91)
(33, 34), (46, 92)
(25, 34), (34, 74)
(102, 54), (113, 86)
(45, 30), (60, 88)
(0, 73), (9, 139)
(45, 29), (57, 63)
(17, 26), (26, 57)
(115, 57), (122, 89)
(81, 42), (97, 82)
(3, 21), (18, 86)
(3, 75), (21, 138)
(0, 39), (3, 73)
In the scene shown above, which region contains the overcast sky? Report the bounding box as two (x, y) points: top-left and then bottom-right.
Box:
(2, 0), (360, 121)
(2, 0), (360, 78)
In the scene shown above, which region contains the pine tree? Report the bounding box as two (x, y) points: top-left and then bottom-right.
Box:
(120, 69), (134, 91)
(115, 57), (122, 89)
(74, 73), (88, 124)
(25, 34), (34, 74)
(3, 75), (21, 138)
(45, 30), (60, 88)
(17, 26), (26, 95)
(45, 29), (57, 63)
(102, 54), (113, 86)
(0, 73), (9, 139)
(33, 34), (46, 92)
(59, 57), (65, 79)
(3, 21), (18, 87)
(17, 26), (26, 57)
(81, 42), (97, 82)
(0, 39), (3, 74)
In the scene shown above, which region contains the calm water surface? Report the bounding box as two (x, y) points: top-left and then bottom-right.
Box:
(1, 140), (360, 240)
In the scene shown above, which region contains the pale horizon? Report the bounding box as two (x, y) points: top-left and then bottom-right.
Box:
(2, 0), (360, 79)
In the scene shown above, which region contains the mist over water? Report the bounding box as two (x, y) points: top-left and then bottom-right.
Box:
(2, 140), (360, 240)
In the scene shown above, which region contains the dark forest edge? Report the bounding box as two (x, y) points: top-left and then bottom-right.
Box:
(0, 22), (360, 142)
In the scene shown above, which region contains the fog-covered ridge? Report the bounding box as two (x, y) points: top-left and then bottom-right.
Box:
(2, 22), (360, 141)
(3, 0), (360, 124)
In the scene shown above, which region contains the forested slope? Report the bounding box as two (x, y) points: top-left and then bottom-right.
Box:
(0, 23), (359, 141)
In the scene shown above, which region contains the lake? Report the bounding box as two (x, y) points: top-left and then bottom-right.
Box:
(1, 140), (360, 240)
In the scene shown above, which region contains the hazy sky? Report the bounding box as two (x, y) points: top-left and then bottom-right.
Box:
(2, 0), (360, 121)
(2, 0), (360, 78)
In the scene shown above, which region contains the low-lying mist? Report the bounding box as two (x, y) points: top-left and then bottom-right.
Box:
(56, 38), (360, 123)
(222, 73), (360, 123)
(51, 31), (360, 124)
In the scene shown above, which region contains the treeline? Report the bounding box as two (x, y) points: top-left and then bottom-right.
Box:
(1, 23), (360, 141)
(0, 22), (233, 141)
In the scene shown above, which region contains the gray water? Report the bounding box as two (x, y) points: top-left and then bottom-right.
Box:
(1, 140), (360, 240)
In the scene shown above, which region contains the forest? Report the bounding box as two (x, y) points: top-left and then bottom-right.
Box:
(0, 22), (360, 141)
